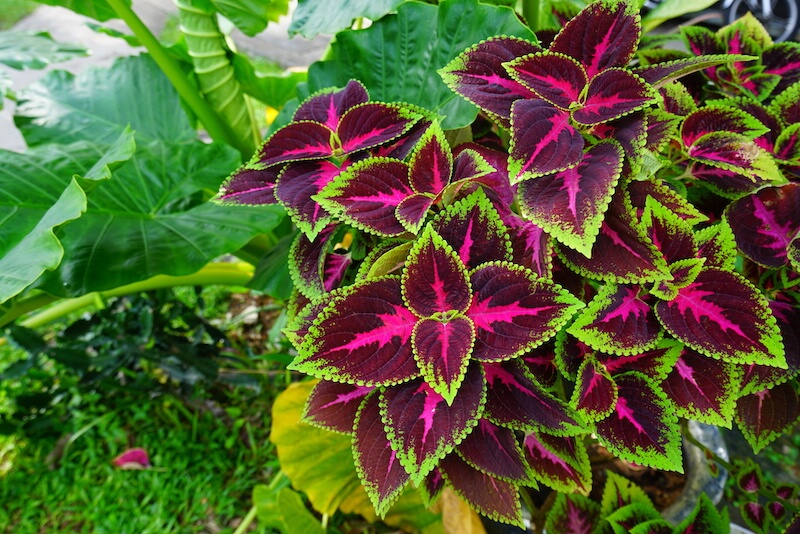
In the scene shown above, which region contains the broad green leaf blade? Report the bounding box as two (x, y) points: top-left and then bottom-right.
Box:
(34, 140), (284, 296)
(210, 0), (290, 37)
(290, 0), (405, 38)
(232, 53), (307, 110)
(32, 0), (128, 22)
(0, 132), (134, 303)
(0, 31), (88, 70)
(15, 55), (196, 148)
(642, 0), (720, 32)
(0, 70), (11, 111)
(0, 178), (85, 305)
(252, 483), (325, 534)
(306, 0), (536, 130)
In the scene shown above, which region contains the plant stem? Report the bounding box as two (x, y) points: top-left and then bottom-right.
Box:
(0, 262), (254, 331)
(105, 0), (244, 154)
(233, 506), (258, 534)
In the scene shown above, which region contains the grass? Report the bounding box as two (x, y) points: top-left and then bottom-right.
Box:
(0, 0), (37, 31)
(0, 391), (277, 533)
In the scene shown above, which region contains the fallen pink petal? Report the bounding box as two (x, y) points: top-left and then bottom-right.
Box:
(112, 448), (151, 470)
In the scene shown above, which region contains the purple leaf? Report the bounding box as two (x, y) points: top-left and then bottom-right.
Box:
(737, 462), (763, 493)
(517, 140), (623, 256)
(505, 215), (552, 278)
(572, 357), (618, 421)
(736, 380), (800, 453)
(523, 432), (591, 493)
(544, 493), (600, 534)
(558, 185), (669, 283)
(742, 502), (767, 532)
(662, 346), (739, 426)
(432, 188), (513, 270)
(568, 283), (662, 356)
(402, 226), (472, 317)
(509, 99), (584, 181)
(573, 69), (655, 126)
(456, 418), (532, 483)
(594, 372), (682, 471)
(627, 177), (707, 224)
(725, 183), (800, 268)
(740, 301), (800, 395)
(598, 340), (682, 382)
(641, 198), (699, 264)
(469, 262), (583, 362)
(439, 36), (542, 126)
(408, 124), (453, 195)
(549, 0), (641, 79)
(380, 362), (485, 481)
(634, 55), (755, 88)
(420, 467), (445, 507)
(763, 43), (800, 93)
(521, 342), (560, 389)
(413, 316), (476, 404)
(453, 143), (516, 207)
(353, 392), (410, 515)
(440, 452), (524, 527)
(275, 160), (340, 239)
(317, 157), (412, 237)
(681, 106), (769, 147)
(294, 80), (369, 130)
(216, 166), (280, 205)
(655, 268), (785, 365)
(257, 121), (334, 167)
(338, 103), (421, 155)
(292, 276), (419, 386)
(505, 52), (587, 109)
(483, 360), (583, 435)
(289, 226), (335, 300)
(304, 380), (373, 434)
(396, 194), (435, 234)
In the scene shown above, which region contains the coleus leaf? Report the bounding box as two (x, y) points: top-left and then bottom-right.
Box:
(380, 362), (485, 482)
(431, 188), (513, 270)
(303, 380), (373, 433)
(256, 121), (335, 167)
(736, 379), (800, 453)
(521, 342), (560, 390)
(599, 470), (656, 517)
(573, 69), (656, 126)
(634, 54), (756, 88)
(654, 267), (785, 366)
(456, 418), (532, 483)
(420, 468), (445, 507)
(439, 36), (541, 127)
(661, 346), (741, 426)
(275, 160), (340, 239)
(641, 197), (699, 263)
(412, 317), (476, 405)
(337, 103), (424, 155)
(673, 493), (730, 534)
(606, 503), (664, 533)
(523, 432), (591, 494)
(408, 122), (453, 196)
(292, 276), (419, 386)
(217, 165), (281, 205)
(505, 215), (553, 278)
(686, 131), (782, 181)
(469, 262), (584, 362)
(557, 184), (670, 284)
(689, 162), (775, 199)
(505, 52), (587, 110)
(741, 502), (768, 532)
(775, 123), (800, 163)
(598, 338), (682, 382)
(695, 219), (738, 271)
(517, 140), (624, 257)
(568, 283), (662, 356)
(439, 452), (524, 527)
(294, 80), (370, 130)
(549, 0), (641, 79)
(571, 357), (619, 421)
(483, 359), (583, 436)
(681, 106), (770, 147)
(508, 99), (584, 181)
(317, 157), (413, 237)
(544, 492), (601, 534)
(289, 225), (339, 301)
(736, 460), (764, 493)
(402, 225), (472, 318)
(763, 42), (800, 94)
(353, 391), (410, 515)
(593, 372), (682, 471)
(627, 176), (707, 225)
(740, 300), (800, 396)
(725, 183), (800, 269)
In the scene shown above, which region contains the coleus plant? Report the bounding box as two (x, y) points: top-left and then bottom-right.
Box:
(218, 0), (800, 529)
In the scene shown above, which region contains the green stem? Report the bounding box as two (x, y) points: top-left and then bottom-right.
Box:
(522, 0), (543, 31)
(105, 0), (244, 153)
(0, 262), (253, 331)
(233, 506), (258, 534)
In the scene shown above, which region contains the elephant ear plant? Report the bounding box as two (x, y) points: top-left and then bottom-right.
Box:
(219, 0), (800, 529)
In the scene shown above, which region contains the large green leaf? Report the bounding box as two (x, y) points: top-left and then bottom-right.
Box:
(210, 0), (290, 36)
(231, 53), (307, 110)
(306, 0), (536, 130)
(642, 0), (720, 32)
(0, 31), (88, 70)
(32, 0), (129, 22)
(0, 131), (135, 304)
(289, 0), (405, 38)
(0, 70), (10, 111)
(18, 139), (284, 297)
(253, 482), (326, 534)
(14, 55), (196, 148)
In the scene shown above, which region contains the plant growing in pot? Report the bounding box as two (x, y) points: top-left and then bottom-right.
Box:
(215, 0), (800, 531)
